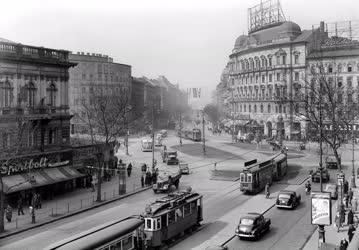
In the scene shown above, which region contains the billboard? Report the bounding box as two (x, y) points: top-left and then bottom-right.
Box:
(311, 192), (332, 226)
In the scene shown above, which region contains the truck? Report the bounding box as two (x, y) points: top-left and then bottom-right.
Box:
(325, 154), (341, 169)
(152, 169), (182, 193)
(161, 147), (179, 165)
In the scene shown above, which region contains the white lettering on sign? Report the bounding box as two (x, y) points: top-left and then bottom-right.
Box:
(1, 157), (70, 175)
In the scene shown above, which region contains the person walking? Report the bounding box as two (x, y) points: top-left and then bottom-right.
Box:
(141, 164), (147, 174)
(353, 197), (358, 212)
(340, 205), (346, 226)
(127, 163), (132, 177)
(335, 211), (342, 232)
(17, 197), (25, 215)
(152, 171), (157, 184)
(342, 238), (349, 249)
(344, 194), (349, 209)
(29, 206), (35, 224)
(141, 175), (144, 188)
(349, 188), (354, 205)
(265, 182), (270, 199)
(344, 180), (349, 195)
(37, 193), (42, 209)
(349, 224), (356, 242)
(5, 204), (12, 223)
(348, 209), (354, 226)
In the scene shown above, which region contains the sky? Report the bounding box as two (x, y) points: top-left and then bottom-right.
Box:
(1, 0), (358, 102)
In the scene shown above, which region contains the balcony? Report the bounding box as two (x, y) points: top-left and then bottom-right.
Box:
(0, 106), (70, 119)
(0, 41), (74, 66)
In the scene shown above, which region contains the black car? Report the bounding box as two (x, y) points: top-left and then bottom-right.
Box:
(276, 190), (301, 209)
(311, 168), (330, 183)
(235, 213), (270, 240)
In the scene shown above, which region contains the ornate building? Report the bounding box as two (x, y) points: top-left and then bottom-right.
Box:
(0, 38), (85, 203)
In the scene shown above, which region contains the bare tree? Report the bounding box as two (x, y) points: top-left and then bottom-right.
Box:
(78, 88), (134, 201)
(297, 61), (359, 170)
(203, 104), (221, 128)
(0, 109), (39, 232)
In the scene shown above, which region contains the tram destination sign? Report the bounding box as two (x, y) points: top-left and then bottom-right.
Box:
(311, 192), (332, 226)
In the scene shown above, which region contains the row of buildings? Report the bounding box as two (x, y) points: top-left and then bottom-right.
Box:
(0, 38), (187, 204)
(216, 1), (359, 141)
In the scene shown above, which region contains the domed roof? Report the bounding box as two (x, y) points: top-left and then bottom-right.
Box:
(279, 21), (301, 34)
(234, 35), (248, 49)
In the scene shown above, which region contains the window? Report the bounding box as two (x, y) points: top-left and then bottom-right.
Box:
(347, 77), (353, 88)
(348, 64), (352, 72)
(262, 75), (265, 83)
(254, 105), (257, 113)
(268, 104), (271, 113)
(295, 72), (299, 81)
(175, 207), (183, 221)
(277, 73), (280, 81)
(256, 75), (258, 83)
(3, 81), (12, 107)
(48, 129), (56, 144)
(338, 64), (342, 73)
(268, 57), (272, 67)
(283, 106), (286, 114)
(27, 82), (36, 107)
(279, 105), (282, 113)
(348, 93), (353, 103)
(168, 210), (175, 224)
(294, 54), (299, 64)
(47, 83), (56, 106)
(249, 105), (251, 112)
(244, 105), (246, 112)
(184, 203), (191, 216)
(145, 218), (152, 230)
(260, 104), (264, 113)
(276, 56), (280, 65)
(82, 74), (86, 80)
(282, 55), (286, 65)
(269, 74), (272, 82)
(28, 131), (35, 147)
(328, 65), (333, 73)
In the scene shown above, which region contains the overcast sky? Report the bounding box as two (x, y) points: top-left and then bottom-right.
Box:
(1, 0), (358, 96)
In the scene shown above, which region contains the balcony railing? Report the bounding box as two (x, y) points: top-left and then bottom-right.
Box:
(0, 105), (69, 116)
(0, 41), (69, 63)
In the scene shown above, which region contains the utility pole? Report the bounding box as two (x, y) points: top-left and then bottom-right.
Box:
(318, 78), (325, 244)
(179, 112), (182, 146)
(152, 105), (155, 172)
(125, 119), (129, 156)
(350, 106), (356, 188)
(202, 110), (206, 155)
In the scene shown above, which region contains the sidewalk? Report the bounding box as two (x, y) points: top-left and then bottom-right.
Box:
(1, 164), (147, 238)
(302, 169), (359, 250)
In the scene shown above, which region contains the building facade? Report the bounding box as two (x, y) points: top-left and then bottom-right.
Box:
(68, 52), (132, 134)
(0, 39), (84, 204)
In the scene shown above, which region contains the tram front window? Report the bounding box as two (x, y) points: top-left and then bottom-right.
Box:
(240, 173), (245, 182)
(247, 174), (252, 183)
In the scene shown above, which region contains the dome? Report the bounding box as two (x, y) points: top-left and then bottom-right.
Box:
(279, 21), (301, 34)
(234, 35), (248, 49)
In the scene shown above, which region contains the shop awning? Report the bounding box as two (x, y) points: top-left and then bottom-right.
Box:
(2, 167), (85, 194)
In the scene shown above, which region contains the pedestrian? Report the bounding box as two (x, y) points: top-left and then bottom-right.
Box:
(145, 171), (151, 186)
(343, 238), (349, 249)
(344, 180), (349, 195)
(349, 188), (354, 205)
(339, 239), (345, 250)
(353, 197), (358, 212)
(5, 204), (12, 223)
(348, 209), (354, 225)
(349, 224), (356, 242)
(37, 193), (42, 209)
(141, 164), (147, 173)
(345, 194), (349, 209)
(340, 204), (346, 225)
(354, 215), (359, 228)
(335, 211), (341, 232)
(29, 206), (35, 224)
(17, 197), (25, 215)
(127, 163), (132, 177)
(265, 182), (270, 199)
(141, 175), (144, 188)
(152, 171), (157, 184)
(91, 176), (95, 192)
(31, 193), (37, 209)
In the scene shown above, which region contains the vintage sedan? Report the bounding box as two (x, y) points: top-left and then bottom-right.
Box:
(235, 213), (270, 240)
(276, 190), (301, 209)
(325, 183), (338, 200)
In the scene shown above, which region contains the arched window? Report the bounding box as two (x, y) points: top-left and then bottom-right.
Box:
(260, 104), (264, 113)
(249, 105), (252, 113)
(347, 64), (352, 72)
(254, 105), (257, 113)
(27, 82), (36, 107)
(244, 105), (246, 112)
(268, 104), (271, 113)
(338, 64), (342, 73)
(328, 64), (333, 73)
(47, 83), (57, 106)
(279, 104), (282, 113)
(3, 81), (12, 107)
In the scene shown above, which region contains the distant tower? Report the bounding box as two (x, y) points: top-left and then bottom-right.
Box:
(248, 0), (286, 33)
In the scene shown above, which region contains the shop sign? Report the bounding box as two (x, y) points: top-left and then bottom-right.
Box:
(311, 192), (332, 226)
(1, 157), (70, 175)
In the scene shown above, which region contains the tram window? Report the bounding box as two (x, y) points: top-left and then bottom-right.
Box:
(247, 174), (252, 183)
(161, 214), (167, 227)
(156, 217), (161, 230)
(184, 203), (191, 217)
(240, 173), (245, 182)
(109, 240), (121, 250)
(191, 201), (196, 212)
(168, 210), (175, 224)
(175, 207), (183, 221)
(122, 235), (133, 250)
(145, 218), (152, 230)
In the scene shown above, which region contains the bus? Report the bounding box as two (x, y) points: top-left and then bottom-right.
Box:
(141, 139), (153, 152)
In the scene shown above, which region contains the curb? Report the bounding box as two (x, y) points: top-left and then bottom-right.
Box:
(0, 186), (151, 239)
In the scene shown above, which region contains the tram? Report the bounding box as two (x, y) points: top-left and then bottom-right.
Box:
(143, 190), (203, 248)
(44, 216), (144, 250)
(239, 152), (288, 194)
(178, 128), (201, 142)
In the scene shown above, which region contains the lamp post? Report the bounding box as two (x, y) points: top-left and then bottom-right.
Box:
(202, 110), (206, 155)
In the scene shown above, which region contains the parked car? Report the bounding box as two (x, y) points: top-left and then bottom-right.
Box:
(325, 154), (341, 169)
(235, 213), (270, 240)
(311, 168), (330, 183)
(325, 183), (338, 200)
(276, 190), (301, 209)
